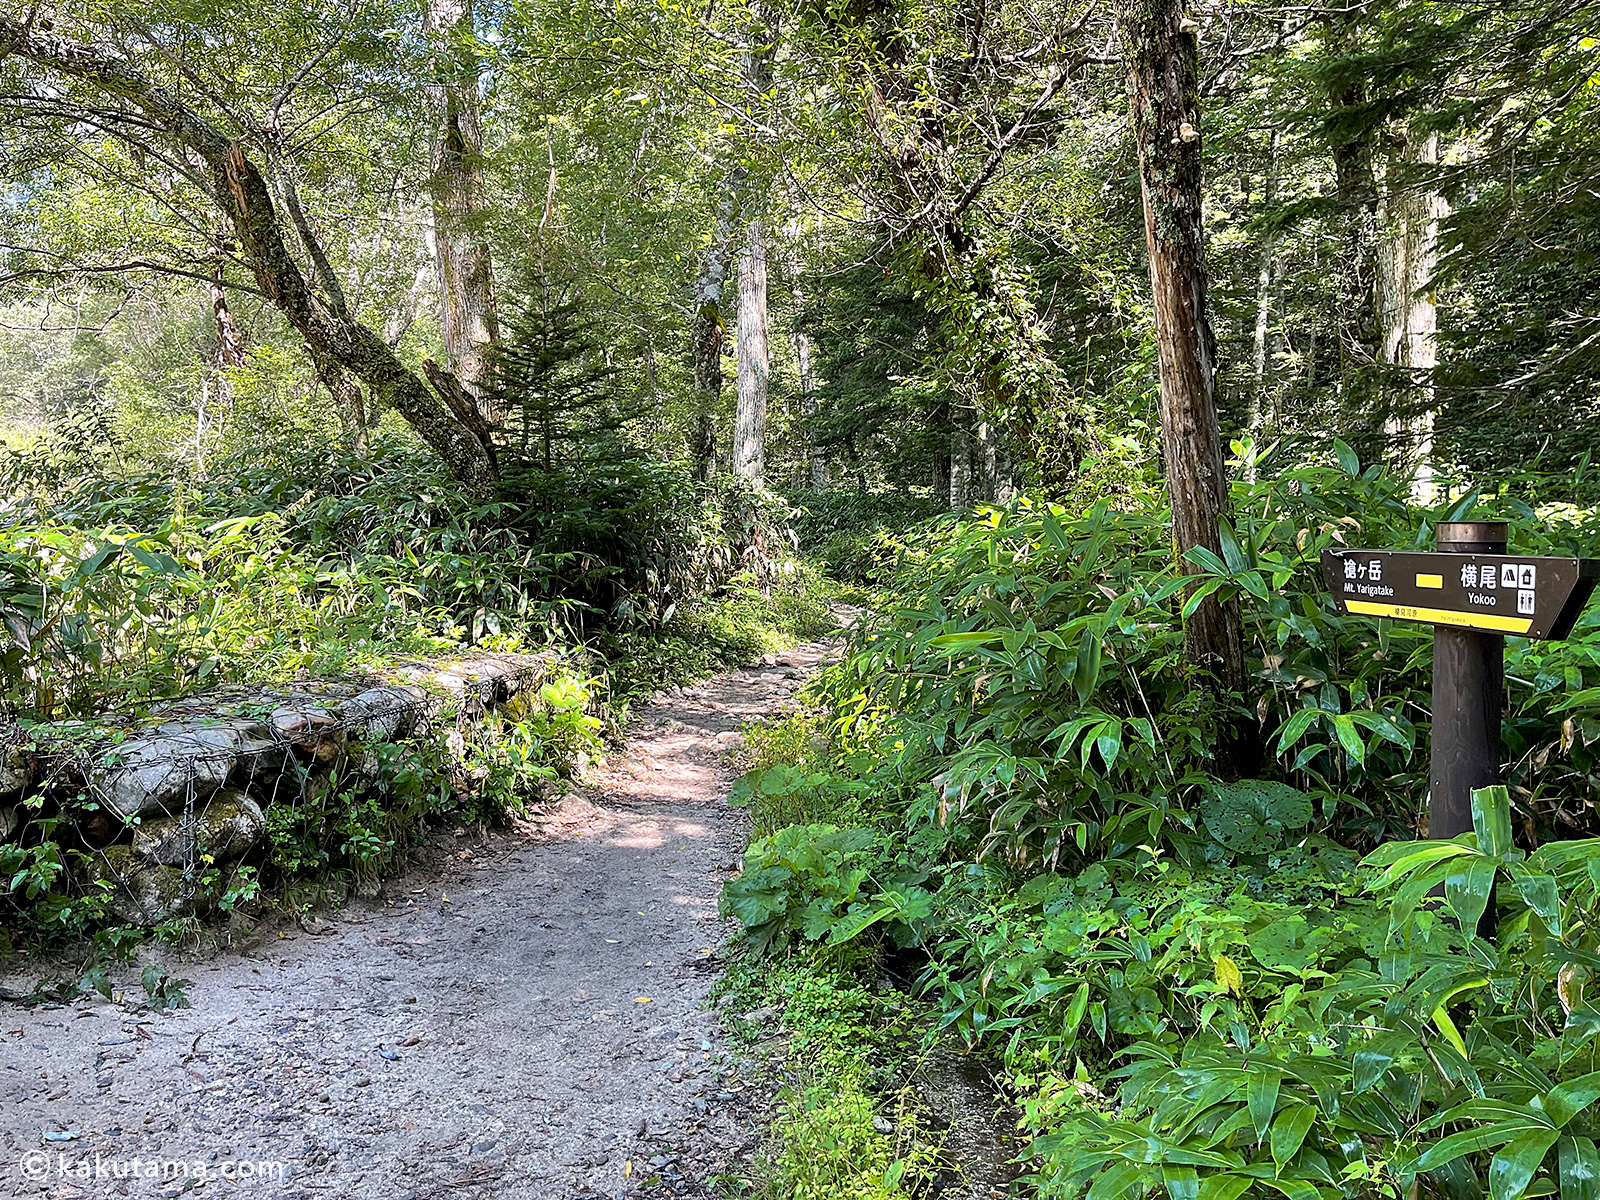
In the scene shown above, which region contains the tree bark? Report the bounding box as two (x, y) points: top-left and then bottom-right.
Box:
(1323, 17), (1382, 411)
(1117, 0), (1245, 698)
(208, 258), (247, 370)
(1246, 128), (1278, 482)
(690, 188), (739, 482)
(732, 215), (769, 484)
(1378, 127), (1444, 504)
(789, 252), (824, 489)
(729, 3), (777, 486)
(0, 17), (500, 487)
(424, 0), (501, 416)
(950, 421), (972, 510)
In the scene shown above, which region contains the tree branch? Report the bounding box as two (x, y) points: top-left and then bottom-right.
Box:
(0, 14), (498, 486)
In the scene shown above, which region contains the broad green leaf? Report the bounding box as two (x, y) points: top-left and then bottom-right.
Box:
(1421, 1123), (1553, 1172)
(1473, 785), (1515, 860)
(1333, 438), (1360, 476)
(1065, 982), (1090, 1032)
(1352, 1040), (1398, 1094)
(1184, 545), (1231, 576)
(1366, 843), (1477, 893)
(1270, 1104), (1316, 1170)
(1509, 865), (1562, 936)
(1248, 1069), (1280, 1140)
(1546, 1073), (1600, 1128)
(1197, 1176), (1254, 1200)
(1163, 1165), (1200, 1200)
(1075, 634), (1103, 703)
(1331, 713), (1366, 765)
(1489, 1127), (1560, 1200)
(1275, 708), (1322, 755)
(1444, 856), (1498, 932)
(1559, 1136), (1600, 1200)
(1088, 1161), (1145, 1200)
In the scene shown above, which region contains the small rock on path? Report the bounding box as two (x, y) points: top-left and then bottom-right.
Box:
(0, 634), (843, 1199)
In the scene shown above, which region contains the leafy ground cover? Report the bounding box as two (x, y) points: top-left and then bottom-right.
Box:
(0, 437), (835, 980)
(720, 448), (1600, 1200)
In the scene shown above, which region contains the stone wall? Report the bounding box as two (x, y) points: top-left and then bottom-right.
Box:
(0, 652), (554, 925)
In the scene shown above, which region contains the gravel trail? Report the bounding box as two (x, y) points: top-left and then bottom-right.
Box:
(1, 637), (837, 1199)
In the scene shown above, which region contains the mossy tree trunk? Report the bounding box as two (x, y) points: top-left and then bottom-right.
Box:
(424, 0), (501, 419)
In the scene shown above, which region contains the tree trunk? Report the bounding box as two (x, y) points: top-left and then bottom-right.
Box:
(424, 0), (501, 416)
(729, 4), (777, 487)
(1118, 0), (1245, 698)
(0, 18), (500, 487)
(933, 449), (951, 499)
(789, 258), (824, 489)
(1246, 128), (1278, 482)
(732, 216), (769, 484)
(975, 421), (1000, 502)
(950, 421), (972, 510)
(1378, 127), (1445, 505)
(690, 188), (739, 482)
(1323, 17), (1381, 414)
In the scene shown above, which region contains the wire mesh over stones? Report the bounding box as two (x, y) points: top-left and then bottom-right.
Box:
(5, 651), (557, 927)
(132, 790), (265, 867)
(90, 723), (248, 820)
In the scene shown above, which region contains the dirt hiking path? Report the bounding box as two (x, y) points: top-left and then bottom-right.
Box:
(2, 635), (841, 1199)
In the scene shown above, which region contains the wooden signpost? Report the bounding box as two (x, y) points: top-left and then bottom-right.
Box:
(1322, 522), (1598, 840)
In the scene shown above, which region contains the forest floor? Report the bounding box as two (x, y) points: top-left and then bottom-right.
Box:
(1, 631), (846, 1199)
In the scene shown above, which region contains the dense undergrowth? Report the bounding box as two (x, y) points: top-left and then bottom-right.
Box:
(722, 445), (1600, 1200)
(0, 432), (818, 715)
(0, 429), (835, 974)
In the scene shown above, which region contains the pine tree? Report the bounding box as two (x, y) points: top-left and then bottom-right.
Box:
(486, 279), (637, 473)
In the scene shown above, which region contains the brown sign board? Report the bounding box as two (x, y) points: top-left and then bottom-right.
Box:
(1321, 549), (1599, 639)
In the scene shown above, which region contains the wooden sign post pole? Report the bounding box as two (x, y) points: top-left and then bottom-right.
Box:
(1323, 527), (1595, 851)
(1429, 521), (1507, 839)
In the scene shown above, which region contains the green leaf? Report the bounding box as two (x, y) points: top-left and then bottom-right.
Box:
(1065, 982), (1090, 1033)
(1184, 545), (1231, 576)
(1331, 714), (1366, 765)
(1248, 1069), (1280, 1140)
(1444, 856), (1498, 931)
(1419, 1123), (1551, 1173)
(1197, 1176), (1254, 1200)
(1489, 1127), (1560, 1200)
(1510, 865), (1562, 936)
(1181, 577), (1227, 618)
(1217, 518), (1248, 574)
(1365, 843), (1478, 892)
(1200, 781), (1314, 854)
(1075, 633), (1103, 703)
(1275, 708), (1322, 756)
(1559, 1136), (1600, 1200)
(1333, 438), (1360, 476)
(1088, 1161), (1145, 1200)
(1163, 1165), (1200, 1200)
(1473, 785), (1515, 859)
(1351, 1039), (1398, 1094)
(1270, 1104), (1316, 1170)
(1546, 1073), (1600, 1128)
